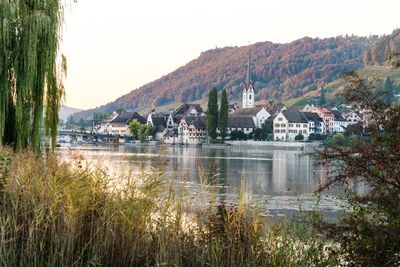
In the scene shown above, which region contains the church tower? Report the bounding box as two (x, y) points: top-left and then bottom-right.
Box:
(242, 50), (254, 108)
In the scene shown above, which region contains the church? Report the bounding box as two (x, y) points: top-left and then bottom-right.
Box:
(229, 51), (271, 131)
(242, 51), (255, 109)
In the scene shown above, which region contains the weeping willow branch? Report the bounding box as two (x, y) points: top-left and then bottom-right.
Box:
(0, 0), (67, 152)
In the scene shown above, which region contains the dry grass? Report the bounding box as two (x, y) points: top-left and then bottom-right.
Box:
(0, 148), (339, 266)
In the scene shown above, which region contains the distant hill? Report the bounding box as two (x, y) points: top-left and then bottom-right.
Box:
(73, 35), (380, 120)
(59, 106), (83, 122)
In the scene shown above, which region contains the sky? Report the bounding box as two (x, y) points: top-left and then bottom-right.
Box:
(62, 0), (400, 109)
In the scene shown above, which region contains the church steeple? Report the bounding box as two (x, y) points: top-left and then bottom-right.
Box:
(242, 47), (255, 108)
(246, 49), (251, 88)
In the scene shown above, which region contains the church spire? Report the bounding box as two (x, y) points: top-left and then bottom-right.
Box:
(246, 48), (251, 88)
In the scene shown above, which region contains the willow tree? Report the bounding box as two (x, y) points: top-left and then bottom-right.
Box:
(0, 0), (67, 152)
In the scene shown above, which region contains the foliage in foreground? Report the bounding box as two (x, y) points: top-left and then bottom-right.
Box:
(0, 0), (67, 151)
(315, 72), (400, 266)
(0, 149), (338, 267)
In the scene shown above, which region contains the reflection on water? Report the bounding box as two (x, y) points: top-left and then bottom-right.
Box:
(59, 145), (345, 221)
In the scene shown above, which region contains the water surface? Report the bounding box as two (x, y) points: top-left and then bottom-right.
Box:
(59, 144), (346, 222)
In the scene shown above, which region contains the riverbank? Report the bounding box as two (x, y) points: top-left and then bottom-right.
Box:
(0, 148), (340, 266)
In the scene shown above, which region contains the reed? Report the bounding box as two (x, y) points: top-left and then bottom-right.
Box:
(0, 148), (339, 266)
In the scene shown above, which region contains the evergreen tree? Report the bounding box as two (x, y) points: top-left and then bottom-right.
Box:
(219, 89), (229, 141)
(207, 87), (218, 140)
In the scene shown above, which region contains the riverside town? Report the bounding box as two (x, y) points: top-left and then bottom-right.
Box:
(1, 1), (400, 266)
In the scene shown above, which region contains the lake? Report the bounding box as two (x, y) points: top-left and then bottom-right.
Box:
(59, 144), (347, 222)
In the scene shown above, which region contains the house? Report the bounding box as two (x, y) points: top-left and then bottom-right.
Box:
(172, 103), (205, 118)
(312, 108), (334, 133)
(231, 107), (270, 128)
(109, 112), (146, 136)
(331, 110), (348, 133)
(178, 116), (207, 145)
(147, 113), (167, 141)
(344, 110), (363, 125)
(96, 111), (119, 133)
(163, 130), (178, 144)
(273, 111), (323, 141)
(287, 104), (316, 113)
(227, 116), (256, 136)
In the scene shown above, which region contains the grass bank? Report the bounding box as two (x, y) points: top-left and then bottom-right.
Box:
(0, 148), (339, 266)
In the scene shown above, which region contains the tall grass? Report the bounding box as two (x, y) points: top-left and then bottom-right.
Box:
(0, 148), (339, 266)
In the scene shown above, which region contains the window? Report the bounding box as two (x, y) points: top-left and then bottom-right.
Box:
(289, 124), (293, 127)
(275, 129), (280, 133)
(278, 117), (283, 121)
(275, 123), (280, 127)
(281, 124), (286, 127)
(249, 94), (252, 100)
(303, 124), (307, 128)
(281, 129), (286, 133)
(296, 124), (300, 127)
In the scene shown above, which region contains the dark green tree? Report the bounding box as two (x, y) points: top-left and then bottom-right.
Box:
(207, 87), (218, 140)
(219, 89), (229, 141)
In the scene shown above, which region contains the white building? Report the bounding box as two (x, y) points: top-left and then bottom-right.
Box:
(227, 116), (256, 135)
(109, 112), (146, 136)
(147, 113), (167, 141)
(231, 107), (270, 128)
(178, 116), (207, 145)
(273, 111), (323, 141)
(344, 111), (363, 125)
(242, 51), (255, 109)
(331, 110), (348, 133)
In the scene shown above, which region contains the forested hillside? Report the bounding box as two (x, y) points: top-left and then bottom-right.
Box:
(74, 35), (380, 119)
(364, 29), (400, 67)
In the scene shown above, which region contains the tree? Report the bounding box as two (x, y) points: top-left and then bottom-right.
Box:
(66, 116), (76, 126)
(207, 87), (218, 140)
(294, 133), (304, 141)
(219, 89), (229, 141)
(230, 130), (247, 140)
(383, 76), (395, 104)
(128, 120), (141, 139)
(138, 124), (154, 143)
(344, 121), (363, 136)
(315, 71), (400, 265)
(0, 0), (67, 151)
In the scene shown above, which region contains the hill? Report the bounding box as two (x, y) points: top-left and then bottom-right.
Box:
(59, 106), (83, 122)
(73, 35), (379, 120)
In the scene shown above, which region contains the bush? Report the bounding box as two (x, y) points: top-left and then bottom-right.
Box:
(230, 130), (247, 140)
(308, 133), (327, 141)
(294, 133), (304, 141)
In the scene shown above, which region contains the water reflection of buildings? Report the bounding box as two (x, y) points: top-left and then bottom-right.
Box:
(271, 150), (314, 194)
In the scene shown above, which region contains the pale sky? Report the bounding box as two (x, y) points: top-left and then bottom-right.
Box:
(62, 0), (400, 109)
